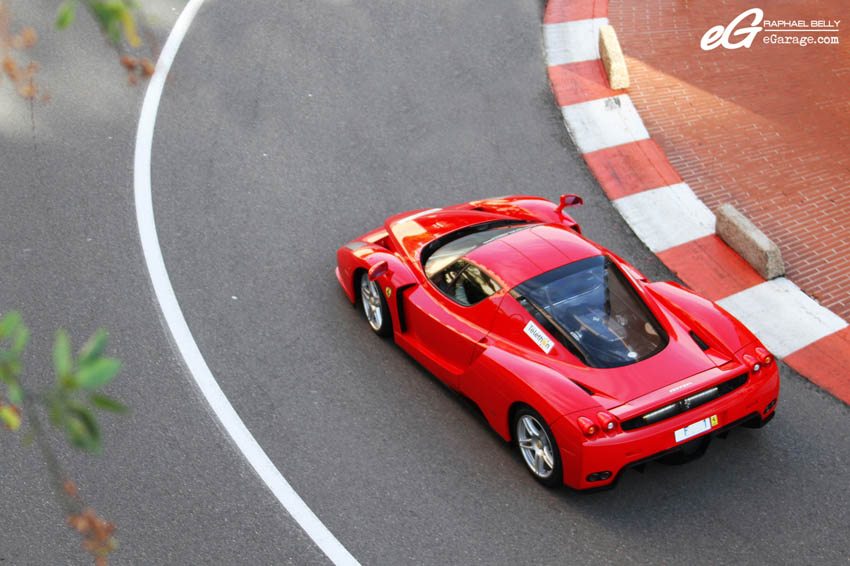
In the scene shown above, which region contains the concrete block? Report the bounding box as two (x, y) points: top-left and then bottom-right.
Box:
(716, 204), (784, 280)
(599, 25), (629, 90)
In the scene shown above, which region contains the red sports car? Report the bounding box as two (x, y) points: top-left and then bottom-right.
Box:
(335, 195), (779, 489)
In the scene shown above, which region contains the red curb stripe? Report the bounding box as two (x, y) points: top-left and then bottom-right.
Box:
(543, 0), (849, 406)
(657, 235), (765, 302)
(784, 327), (850, 404)
(583, 139), (682, 200)
(548, 60), (618, 107)
(544, 0), (608, 24)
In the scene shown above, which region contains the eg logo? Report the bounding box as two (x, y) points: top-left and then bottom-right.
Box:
(700, 8), (764, 51)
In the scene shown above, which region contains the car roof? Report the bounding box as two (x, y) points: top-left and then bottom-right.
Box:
(465, 224), (602, 289)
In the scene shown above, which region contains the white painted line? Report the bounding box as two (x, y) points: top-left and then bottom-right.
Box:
(560, 95), (649, 154)
(613, 182), (715, 252)
(717, 278), (848, 358)
(543, 18), (609, 66)
(133, 2), (359, 565)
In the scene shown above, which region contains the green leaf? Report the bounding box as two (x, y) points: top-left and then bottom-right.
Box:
(65, 415), (89, 448)
(55, 0), (77, 30)
(89, 1), (126, 44)
(0, 311), (21, 339)
(7, 382), (23, 405)
(12, 325), (29, 354)
(78, 329), (108, 366)
(0, 351), (15, 383)
(65, 406), (100, 452)
(53, 330), (73, 381)
(0, 353), (22, 379)
(0, 405), (21, 431)
(75, 357), (121, 389)
(89, 392), (127, 414)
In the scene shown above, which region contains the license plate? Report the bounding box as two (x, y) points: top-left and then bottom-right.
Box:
(674, 415), (718, 443)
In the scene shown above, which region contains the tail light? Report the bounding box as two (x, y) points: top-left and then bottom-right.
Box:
(755, 347), (773, 366)
(597, 411), (618, 433)
(743, 354), (761, 373)
(577, 416), (597, 438)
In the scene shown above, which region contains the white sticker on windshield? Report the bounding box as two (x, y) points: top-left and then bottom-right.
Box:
(524, 321), (554, 354)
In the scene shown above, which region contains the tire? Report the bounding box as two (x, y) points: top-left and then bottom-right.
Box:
(514, 406), (563, 487)
(359, 271), (392, 338)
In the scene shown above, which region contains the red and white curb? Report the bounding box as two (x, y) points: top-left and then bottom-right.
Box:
(543, 0), (850, 404)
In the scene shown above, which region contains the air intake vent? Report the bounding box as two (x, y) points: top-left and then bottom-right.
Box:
(689, 331), (710, 351)
(621, 373), (748, 431)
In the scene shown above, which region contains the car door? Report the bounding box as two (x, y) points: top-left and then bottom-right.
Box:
(403, 260), (504, 388)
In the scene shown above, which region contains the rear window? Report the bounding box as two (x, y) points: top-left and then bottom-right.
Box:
(514, 255), (667, 368)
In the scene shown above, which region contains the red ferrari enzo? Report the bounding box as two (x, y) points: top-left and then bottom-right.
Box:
(335, 195), (779, 489)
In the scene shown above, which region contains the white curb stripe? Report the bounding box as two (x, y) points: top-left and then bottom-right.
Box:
(543, 18), (609, 66)
(612, 183), (715, 252)
(717, 278), (848, 358)
(560, 95), (649, 154)
(133, 2), (360, 564)
(541, 8), (849, 374)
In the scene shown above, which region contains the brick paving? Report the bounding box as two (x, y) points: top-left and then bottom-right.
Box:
(608, 1), (850, 320)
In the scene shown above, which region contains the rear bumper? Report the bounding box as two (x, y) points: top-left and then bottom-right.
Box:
(555, 365), (779, 490)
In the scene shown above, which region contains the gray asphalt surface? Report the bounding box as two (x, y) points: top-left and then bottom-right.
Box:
(3, 0), (850, 564)
(0, 1), (324, 564)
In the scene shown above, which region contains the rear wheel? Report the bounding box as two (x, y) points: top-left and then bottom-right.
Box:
(359, 271), (391, 337)
(515, 406), (563, 487)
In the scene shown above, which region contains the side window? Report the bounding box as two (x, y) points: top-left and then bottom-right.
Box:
(432, 260), (466, 295)
(431, 260), (501, 306)
(456, 264), (500, 305)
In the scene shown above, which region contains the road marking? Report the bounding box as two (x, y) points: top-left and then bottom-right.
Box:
(132, 2), (359, 564)
(612, 182), (715, 252)
(559, 95), (649, 154)
(717, 278), (848, 358)
(543, 18), (609, 66)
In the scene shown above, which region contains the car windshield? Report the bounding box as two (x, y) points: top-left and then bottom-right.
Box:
(514, 255), (667, 368)
(423, 221), (531, 279)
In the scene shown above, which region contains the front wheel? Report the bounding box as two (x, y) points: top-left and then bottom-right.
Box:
(359, 271), (391, 337)
(515, 406), (563, 487)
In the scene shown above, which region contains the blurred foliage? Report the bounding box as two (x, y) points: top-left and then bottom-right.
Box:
(0, 312), (126, 452)
(55, 1), (142, 48)
(0, 311), (127, 565)
(0, 0), (153, 100)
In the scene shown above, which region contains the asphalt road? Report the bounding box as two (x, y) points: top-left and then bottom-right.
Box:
(2, 0), (849, 564)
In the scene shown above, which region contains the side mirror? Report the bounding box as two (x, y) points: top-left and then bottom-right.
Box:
(368, 261), (389, 281)
(555, 194), (583, 214)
